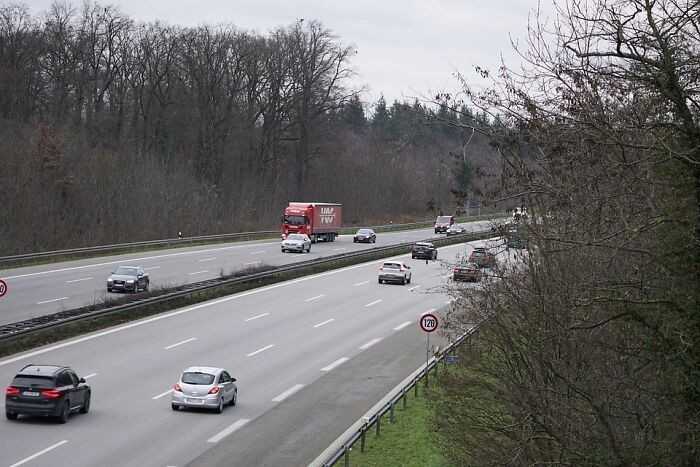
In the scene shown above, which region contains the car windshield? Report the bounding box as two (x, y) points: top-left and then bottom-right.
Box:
(437, 216), (452, 223)
(181, 372), (215, 385)
(287, 234), (305, 241)
(382, 263), (400, 269)
(11, 375), (54, 388)
(114, 266), (138, 276)
(357, 229), (372, 235)
(284, 215), (307, 226)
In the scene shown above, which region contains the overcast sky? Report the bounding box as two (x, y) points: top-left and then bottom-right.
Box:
(26, 0), (552, 110)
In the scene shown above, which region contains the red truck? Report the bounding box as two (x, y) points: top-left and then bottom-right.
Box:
(282, 202), (343, 243)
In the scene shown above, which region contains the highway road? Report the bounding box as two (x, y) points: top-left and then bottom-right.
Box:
(0, 237), (501, 467)
(0, 219), (498, 325)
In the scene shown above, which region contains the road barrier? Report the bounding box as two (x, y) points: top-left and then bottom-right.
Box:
(0, 229), (498, 354)
(311, 323), (482, 467)
(0, 213), (502, 269)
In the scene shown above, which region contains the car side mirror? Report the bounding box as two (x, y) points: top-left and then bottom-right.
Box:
(232, 378), (237, 382)
(79, 377), (86, 384)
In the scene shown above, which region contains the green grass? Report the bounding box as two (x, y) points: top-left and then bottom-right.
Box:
(348, 391), (450, 467)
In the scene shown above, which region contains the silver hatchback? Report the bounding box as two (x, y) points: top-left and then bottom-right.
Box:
(171, 366), (237, 413)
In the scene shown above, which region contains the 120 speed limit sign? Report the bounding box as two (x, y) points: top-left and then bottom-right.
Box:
(420, 313), (438, 333)
(0, 279), (7, 298)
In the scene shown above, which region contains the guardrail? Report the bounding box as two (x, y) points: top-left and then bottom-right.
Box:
(0, 213), (502, 268)
(0, 229), (495, 345)
(313, 324), (481, 467)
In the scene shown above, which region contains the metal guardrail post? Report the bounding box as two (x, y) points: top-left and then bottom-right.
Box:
(376, 414), (381, 437)
(414, 381), (419, 397)
(344, 447), (350, 467)
(402, 389), (407, 409)
(390, 401), (395, 423)
(360, 424), (367, 452)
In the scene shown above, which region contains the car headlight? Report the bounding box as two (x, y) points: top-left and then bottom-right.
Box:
(126, 279), (135, 283)
(107, 279), (113, 283)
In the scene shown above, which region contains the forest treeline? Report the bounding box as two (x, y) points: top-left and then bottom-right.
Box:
(0, 2), (500, 254)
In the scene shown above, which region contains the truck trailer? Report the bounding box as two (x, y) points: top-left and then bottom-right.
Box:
(281, 202), (343, 243)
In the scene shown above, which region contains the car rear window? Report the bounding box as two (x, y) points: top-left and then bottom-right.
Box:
(182, 372), (215, 385)
(11, 375), (54, 388)
(382, 263), (400, 269)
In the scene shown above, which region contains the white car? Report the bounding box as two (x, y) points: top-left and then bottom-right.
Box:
(281, 233), (311, 253)
(171, 367), (237, 413)
(378, 261), (412, 285)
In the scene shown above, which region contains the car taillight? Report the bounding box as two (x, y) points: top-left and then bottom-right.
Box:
(41, 389), (62, 399)
(208, 386), (220, 395)
(173, 383), (182, 392)
(5, 386), (20, 397)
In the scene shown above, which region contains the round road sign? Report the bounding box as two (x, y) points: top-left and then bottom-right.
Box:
(420, 313), (438, 333)
(0, 279), (7, 298)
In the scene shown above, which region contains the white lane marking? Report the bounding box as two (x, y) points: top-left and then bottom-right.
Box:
(145, 266), (161, 271)
(0, 242), (471, 368)
(321, 357), (349, 372)
(152, 389), (173, 400)
(207, 418), (251, 443)
(188, 270), (208, 276)
(313, 318), (335, 328)
(247, 344), (275, 357)
(365, 299), (382, 307)
(3, 241), (281, 280)
(83, 373), (98, 379)
(198, 257), (217, 262)
(36, 297), (68, 305)
(65, 277), (93, 283)
(359, 338), (382, 350)
(333, 248), (346, 251)
(271, 384), (305, 402)
(164, 337), (197, 350)
(305, 294), (325, 302)
(9, 440), (69, 467)
(408, 285), (421, 292)
(245, 312), (270, 322)
(244, 261), (261, 266)
(250, 250), (265, 255)
(394, 321), (412, 331)
(421, 308), (437, 316)
(353, 280), (369, 286)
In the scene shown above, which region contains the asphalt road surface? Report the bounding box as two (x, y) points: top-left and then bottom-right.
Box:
(0, 237), (501, 467)
(0, 219), (498, 325)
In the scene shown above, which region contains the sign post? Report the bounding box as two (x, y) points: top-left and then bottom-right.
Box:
(419, 313), (438, 385)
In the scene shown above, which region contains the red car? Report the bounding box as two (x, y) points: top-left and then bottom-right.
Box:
(468, 247), (496, 268)
(453, 261), (481, 282)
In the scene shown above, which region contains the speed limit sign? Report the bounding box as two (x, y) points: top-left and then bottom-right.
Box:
(420, 313), (438, 333)
(0, 279), (7, 298)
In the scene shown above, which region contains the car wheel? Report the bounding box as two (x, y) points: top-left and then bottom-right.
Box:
(107, 287), (112, 293)
(58, 402), (70, 424)
(411, 254), (416, 259)
(215, 397), (224, 414)
(353, 238), (357, 243)
(407, 275), (411, 284)
(378, 278), (382, 284)
(171, 404), (180, 411)
(372, 238), (376, 243)
(230, 390), (237, 406)
(6, 411), (18, 420)
(401, 277), (406, 285)
(80, 393), (91, 414)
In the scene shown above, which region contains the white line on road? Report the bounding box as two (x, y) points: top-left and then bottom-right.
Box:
(353, 280), (369, 286)
(36, 297), (68, 305)
(408, 285), (421, 292)
(313, 318), (335, 328)
(365, 299), (382, 307)
(188, 270), (208, 276)
(250, 250), (265, 255)
(359, 338), (383, 350)
(245, 312), (270, 322)
(65, 277), (93, 283)
(321, 357), (349, 372)
(152, 389), (173, 400)
(244, 261), (261, 266)
(305, 294), (325, 302)
(247, 344), (275, 357)
(272, 384), (305, 402)
(394, 321), (412, 331)
(198, 257), (217, 262)
(332, 248), (346, 251)
(9, 440), (69, 467)
(164, 337), (197, 350)
(83, 373), (98, 379)
(207, 419), (251, 443)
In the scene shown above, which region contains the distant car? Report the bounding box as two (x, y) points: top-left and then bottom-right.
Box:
(411, 242), (437, 260)
(5, 364), (91, 423)
(281, 233), (311, 253)
(434, 215), (455, 234)
(469, 247), (496, 268)
(353, 228), (376, 243)
(453, 261), (481, 282)
(446, 224), (467, 236)
(171, 366), (237, 413)
(107, 265), (149, 293)
(378, 261), (412, 285)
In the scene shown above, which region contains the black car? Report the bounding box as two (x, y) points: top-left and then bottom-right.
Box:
(107, 265), (149, 293)
(353, 228), (377, 243)
(5, 364), (91, 423)
(411, 242), (438, 260)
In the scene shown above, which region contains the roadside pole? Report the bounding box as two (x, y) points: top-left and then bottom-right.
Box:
(419, 313), (438, 386)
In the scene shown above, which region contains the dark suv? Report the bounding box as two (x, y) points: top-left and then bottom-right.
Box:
(412, 242), (438, 260)
(5, 365), (91, 423)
